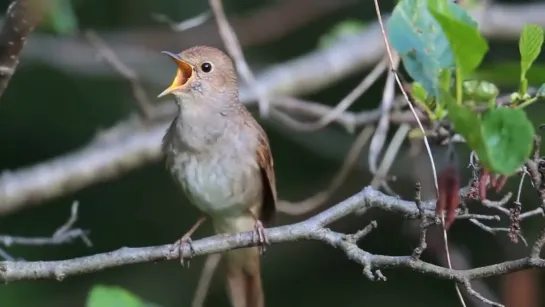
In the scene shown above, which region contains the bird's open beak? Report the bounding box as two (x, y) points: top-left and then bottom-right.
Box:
(157, 51), (194, 98)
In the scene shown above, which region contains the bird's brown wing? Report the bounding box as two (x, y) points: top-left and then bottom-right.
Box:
(252, 121), (277, 226)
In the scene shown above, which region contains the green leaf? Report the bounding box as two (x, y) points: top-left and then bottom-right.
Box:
(480, 108), (535, 175)
(441, 89), (483, 151)
(86, 285), (156, 307)
(39, 0), (79, 35)
(318, 19), (367, 49)
(429, 7), (488, 78)
(387, 0), (455, 97)
(387, 0), (481, 97)
(411, 82), (429, 104)
(519, 24), (544, 81)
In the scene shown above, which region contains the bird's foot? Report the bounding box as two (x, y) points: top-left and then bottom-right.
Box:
(169, 216), (207, 267)
(170, 233), (195, 267)
(253, 220), (269, 255)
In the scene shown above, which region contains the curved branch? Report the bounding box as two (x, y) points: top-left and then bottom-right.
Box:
(0, 186), (541, 285)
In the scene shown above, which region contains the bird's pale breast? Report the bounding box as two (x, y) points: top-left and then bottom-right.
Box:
(169, 147), (262, 218)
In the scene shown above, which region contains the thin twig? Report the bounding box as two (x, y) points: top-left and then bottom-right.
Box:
(344, 221), (378, 244)
(84, 30), (157, 120)
(369, 56), (399, 174)
(469, 219), (528, 246)
(152, 11), (212, 32)
(412, 182), (431, 259)
(462, 279), (504, 307)
(481, 193), (513, 215)
(209, 0), (270, 116)
(0, 201), (91, 253)
(370, 123), (410, 189)
(285, 58), (388, 132)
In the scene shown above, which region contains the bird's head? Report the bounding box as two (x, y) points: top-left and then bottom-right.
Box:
(157, 45), (238, 102)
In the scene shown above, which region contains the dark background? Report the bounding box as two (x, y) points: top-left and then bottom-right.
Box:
(0, 0), (544, 306)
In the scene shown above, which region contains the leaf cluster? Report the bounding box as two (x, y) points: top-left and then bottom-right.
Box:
(387, 0), (545, 175)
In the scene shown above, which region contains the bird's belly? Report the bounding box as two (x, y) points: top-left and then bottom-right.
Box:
(170, 153), (260, 217)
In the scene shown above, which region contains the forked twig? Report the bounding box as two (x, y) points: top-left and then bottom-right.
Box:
(84, 30), (156, 120)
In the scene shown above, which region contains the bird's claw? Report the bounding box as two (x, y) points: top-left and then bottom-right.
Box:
(170, 234), (195, 267)
(253, 220), (269, 255)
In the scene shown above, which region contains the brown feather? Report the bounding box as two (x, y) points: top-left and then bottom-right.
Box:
(226, 246), (264, 307)
(238, 106), (277, 226)
(255, 125), (277, 226)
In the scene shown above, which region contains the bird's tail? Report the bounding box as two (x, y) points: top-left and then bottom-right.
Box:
(224, 246), (263, 307)
(214, 215), (264, 307)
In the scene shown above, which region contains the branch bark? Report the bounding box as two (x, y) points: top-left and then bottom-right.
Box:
(0, 186), (541, 286)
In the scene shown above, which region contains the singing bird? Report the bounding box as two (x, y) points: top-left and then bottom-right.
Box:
(158, 45), (276, 307)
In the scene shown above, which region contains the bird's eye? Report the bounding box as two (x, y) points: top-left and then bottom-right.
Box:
(201, 62), (213, 73)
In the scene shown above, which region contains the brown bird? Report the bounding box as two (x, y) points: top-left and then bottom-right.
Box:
(157, 45), (276, 307)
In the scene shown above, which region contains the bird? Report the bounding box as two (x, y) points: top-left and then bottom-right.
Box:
(157, 45), (277, 307)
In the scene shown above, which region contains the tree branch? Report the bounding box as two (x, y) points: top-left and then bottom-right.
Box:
(0, 186), (542, 294)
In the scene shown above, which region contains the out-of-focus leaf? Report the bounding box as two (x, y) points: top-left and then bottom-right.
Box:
(519, 24), (544, 83)
(86, 285), (160, 307)
(318, 19), (367, 49)
(39, 0), (78, 35)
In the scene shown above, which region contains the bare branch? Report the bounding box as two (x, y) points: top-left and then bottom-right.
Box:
(0, 186), (543, 305)
(282, 58), (388, 132)
(152, 11), (212, 32)
(0, 118), (165, 215)
(369, 56), (398, 174)
(84, 30), (157, 120)
(370, 123), (411, 190)
(412, 182), (433, 260)
(0, 201), (91, 258)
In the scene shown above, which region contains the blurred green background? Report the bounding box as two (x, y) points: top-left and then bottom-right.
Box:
(0, 0), (544, 306)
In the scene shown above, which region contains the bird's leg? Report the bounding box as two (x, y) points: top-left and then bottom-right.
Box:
(249, 211), (269, 255)
(170, 215), (207, 267)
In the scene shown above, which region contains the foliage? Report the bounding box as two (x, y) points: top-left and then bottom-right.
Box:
(39, 0), (79, 35)
(387, 0), (544, 175)
(86, 285), (161, 307)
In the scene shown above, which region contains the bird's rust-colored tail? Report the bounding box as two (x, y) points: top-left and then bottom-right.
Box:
(224, 246), (264, 307)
